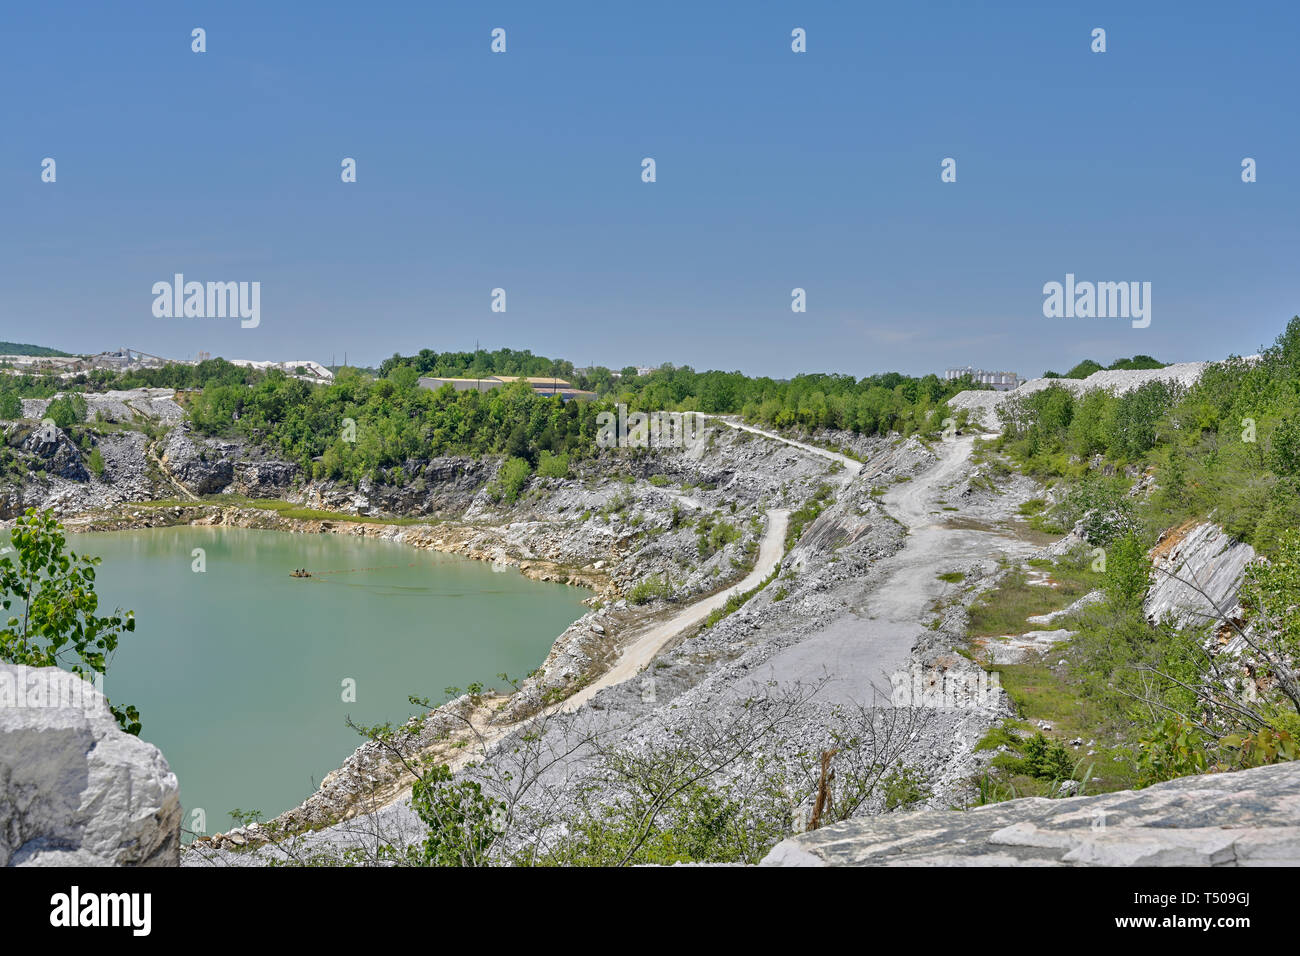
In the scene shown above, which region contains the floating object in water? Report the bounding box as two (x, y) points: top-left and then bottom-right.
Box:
(289, 569), (312, 578)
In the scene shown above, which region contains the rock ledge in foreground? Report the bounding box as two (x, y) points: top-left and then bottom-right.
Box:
(0, 663), (181, 866)
(762, 762), (1300, 866)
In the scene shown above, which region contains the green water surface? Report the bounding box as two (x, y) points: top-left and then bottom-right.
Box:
(73, 527), (587, 838)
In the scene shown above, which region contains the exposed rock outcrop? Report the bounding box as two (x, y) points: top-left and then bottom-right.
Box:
(949, 361), (1213, 426)
(160, 423), (298, 497)
(1145, 521), (1257, 641)
(0, 664), (181, 867)
(21, 388), (185, 425)
(763, 761), (1300, 866)
(19, 423), (89, 482)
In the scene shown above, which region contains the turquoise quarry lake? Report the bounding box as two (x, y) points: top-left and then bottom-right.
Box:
(74, 527), (588, 839)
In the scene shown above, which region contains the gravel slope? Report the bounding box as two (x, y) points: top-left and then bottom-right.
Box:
(949, 361), (1213, 425)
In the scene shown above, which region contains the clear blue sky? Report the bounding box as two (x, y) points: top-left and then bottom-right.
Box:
(4, 1), (1298, 378)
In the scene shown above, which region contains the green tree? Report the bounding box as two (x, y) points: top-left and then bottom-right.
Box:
(0, 509), (140, 733)
(0, 391), (20, 419)
(45, 393), (87, 428)
(394, 764), (505, 867)
(1239, 530), (1300, 692)
(537, 450), (569, 478)
(1267, 418), (1300, 477)
(1103, 533), (1151, 609)
(1109, 354), (1165, 371)
(1065, 359), (1104, 379)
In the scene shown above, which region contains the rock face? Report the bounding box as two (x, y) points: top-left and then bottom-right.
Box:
(1145, 521), (1257, 638)
(19, 423), (89, 482)
(297, 456), (492, 517)
(21, 388), (185, 425)
(762, 761), (1300, 866)
(0, 664), (181, 866)
(160, 424), (298, 497)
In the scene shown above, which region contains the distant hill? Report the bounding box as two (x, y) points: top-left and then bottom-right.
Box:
(0, 342), (73, 357)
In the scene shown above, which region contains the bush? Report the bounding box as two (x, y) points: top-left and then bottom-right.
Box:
(627, 574), (671, 605)
(695, 513), (742, 558)
(1134, 718), (1210, 786)
(1102, 533), (1151, 609)
(86, 447), (105, 477)
(702, 520), (740, 557)
(1056, 474), (1133, 544)
(1019, 733), (1075, 781)
(537, 781), (767, 866)
(785, 483), (835, 550)
(537, 450), (569, 479)
(392, 764), (506, 867)
(45, 393), (87, 428)
(490, 457), (533, 503)
(882, 763), (932, 810)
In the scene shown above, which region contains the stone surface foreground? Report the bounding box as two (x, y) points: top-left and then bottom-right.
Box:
(762, 761), (1300, 866)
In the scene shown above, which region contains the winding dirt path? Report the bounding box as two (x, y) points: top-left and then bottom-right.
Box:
(740, 434), (1039, 704)
(559, 509), (789, 713)
(554, 416), (885, 711)
(707, 416), (863, 478)
(430, 507), (789, 773)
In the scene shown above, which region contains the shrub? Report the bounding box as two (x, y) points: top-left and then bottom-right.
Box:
(1102, 532), (1151, 609)
(627, 574), (671, 604)
(537, 450), (570, 479)
(1018, 733), (1075, 781)
(785, 483), (835, 550)
(1134, 718), (1210, 786)
(704, 520), (740, 557)
(882, 763), (932, 810)
(45, 393), (87, 428)
(490, 457), (533, 503)
(391, 764), (506, 867)
(695, 514), (741, 558)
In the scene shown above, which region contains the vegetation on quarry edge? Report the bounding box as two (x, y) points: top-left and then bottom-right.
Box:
(963, 317), (1300, 803)
(5, 323), (1300, 863)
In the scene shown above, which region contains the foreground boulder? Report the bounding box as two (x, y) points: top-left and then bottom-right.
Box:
(762, 762), (1300, 866)
(0, 663), (181, 866)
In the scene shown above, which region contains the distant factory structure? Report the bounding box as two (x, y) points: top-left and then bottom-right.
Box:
(944, 367), (1022, 391)
(418, 375), (595, 402)
(226, 358), (334, 382)
(0, 347), (171, 375)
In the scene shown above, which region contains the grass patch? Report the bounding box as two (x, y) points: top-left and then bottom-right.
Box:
(785, 483), (834, 551)
(966, 558), (1099, 637)
(936, 571), (965, 583)
(984, 657), (1137, 794)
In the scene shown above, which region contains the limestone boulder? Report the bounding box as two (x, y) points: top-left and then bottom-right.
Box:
(0, 663), (181, 867)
